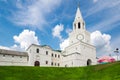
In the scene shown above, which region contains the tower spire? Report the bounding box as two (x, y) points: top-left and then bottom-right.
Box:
(73, 2), (85, 31)
(75, 5), (83, 21)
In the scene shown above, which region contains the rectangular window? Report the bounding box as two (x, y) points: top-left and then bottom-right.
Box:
(20, 56), (22, 58)
(58, 55), (60, 58)
(46, 51), (48, 55)
(51, 62), (53, 66)
(58, 63), (60, 66)
(51, 53), (53, 57)
(55, 54), (57, 58)
(29, 49), (31, 53)
(27, 57), (29, 61)
(46, 61), (48, 64)
(3, 54), (5, 57)
(55, 63), (56, 66)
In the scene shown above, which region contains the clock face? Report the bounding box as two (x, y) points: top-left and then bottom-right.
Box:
(77, 34), (84, 41)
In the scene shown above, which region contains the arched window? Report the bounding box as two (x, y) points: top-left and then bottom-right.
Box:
(78, 22), (81, 29)
(34, 61), (40, 66)
(74, 23), (76, 29)
(83, 22), (84, 29)
(36, 48), (39, 53)
(46, 51), (48, 55)
(46, 61), (48, 65)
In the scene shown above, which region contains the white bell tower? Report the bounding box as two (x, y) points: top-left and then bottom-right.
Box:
(62, 4), (97, 67)
(69, 6), (90, 45)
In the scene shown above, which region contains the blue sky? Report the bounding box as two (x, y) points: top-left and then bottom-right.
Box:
(0, 0), (120, 57)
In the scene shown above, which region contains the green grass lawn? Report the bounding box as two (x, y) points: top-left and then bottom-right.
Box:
(0, 61), (120, 80)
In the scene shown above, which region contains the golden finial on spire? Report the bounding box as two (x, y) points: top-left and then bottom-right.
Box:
(75, 0), (80, 8)
(78, 1), (80, 8)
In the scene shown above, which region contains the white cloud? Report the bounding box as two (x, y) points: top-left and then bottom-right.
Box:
(0, 46), (10, 50)
(91, 31), (112, 57)
(93, 0), (98, 3)
(86, 0), (120, 17)
(10, 44), (23, 51)
(60, 38), (69, 50)
(89, 14), (120, 32)
(11, 0), (62, 29)
(87, 0), (120, 32)
(52, 24), (64, 41)
(0, 29), (39, 51)
(13, 29), (39, 50)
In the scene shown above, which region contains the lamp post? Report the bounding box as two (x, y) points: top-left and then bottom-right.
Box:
(114, 48), (119, 61)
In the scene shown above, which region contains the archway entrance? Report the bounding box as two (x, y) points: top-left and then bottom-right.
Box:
(34, 61), (40, 66)
(87, 59), (92, 66)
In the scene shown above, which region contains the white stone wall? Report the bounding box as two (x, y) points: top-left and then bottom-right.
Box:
(61, 54), (75, 67)
(51, 51), (61, 67)
(0, 54), (28, 66)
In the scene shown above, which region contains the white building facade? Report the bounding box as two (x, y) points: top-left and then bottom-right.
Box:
(0, 6), (97, 67)
(27, 44), (62, 67)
